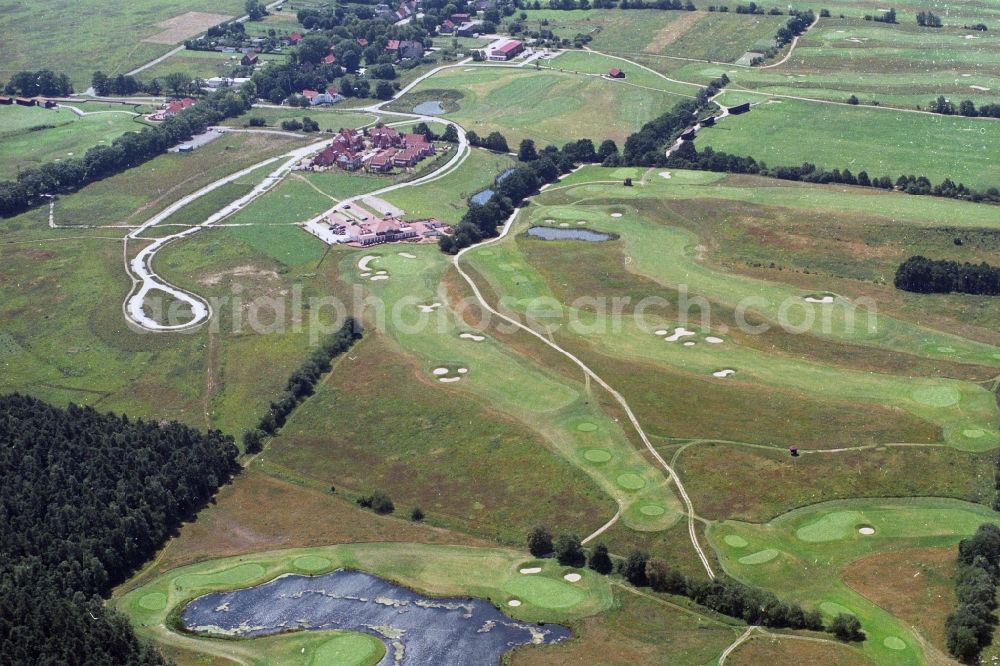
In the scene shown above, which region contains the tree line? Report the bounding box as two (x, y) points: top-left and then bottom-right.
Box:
(525, 526), (865, 641)
(0, 393), (240, 665)
(0, 85), (254, 218)
(243, 317), (363, 452)
(946, 524), (1000, 662)
(3, 69), (74, 97)
(662, 142), (1000, 205)
(929, 95), (1000, 119)
(438, 137), (617, 253)
(749, 9), (815, 65)
(893, 256), (999, 296)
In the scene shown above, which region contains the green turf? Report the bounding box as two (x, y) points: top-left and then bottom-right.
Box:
(222, 108), (377, 132)
(0, 105), (148, 179)
(140, 49), (287, 81)
(309, 634), (383, 666)
(502, 575), (588, 609)
(0, 0), (247, 88)
(700, 92), (1000, 191)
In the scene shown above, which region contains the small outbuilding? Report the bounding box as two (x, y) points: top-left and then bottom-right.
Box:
(728, 101), (751, 115)
(608, 68), (625, 79)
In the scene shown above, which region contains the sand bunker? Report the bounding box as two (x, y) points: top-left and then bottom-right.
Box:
(439, 377), (461, 383)
(804, 294), (834, 304)
(398, 252), (417, 259)
(683, 341), (696, 347)
(370, 275), (389, 281)
(654, 329), (668, 336)
(519, 567), (542, 574)
(360, 272), (371, 278)
(458, 368), (468, 374)
(610, 213), (623, 218)
(433, 367), (449, 376)
(965, 34), (979, 39)
(418, 303), (442, 313)
(459, 332), (486, 342)
(705, 336), (723, 344)
(659, 172), (672, 179)
(971, 85), (991, 91)
(559, 222), (570, 227)
(358, 255), (378, 271)
(713, 369), (736, 378)
(664, 327), (695, 342)
(563, 573), (582, 583)
(858, 526), (875, 535)
(375, 270), (387, 275)
(508, 599), (522, 607)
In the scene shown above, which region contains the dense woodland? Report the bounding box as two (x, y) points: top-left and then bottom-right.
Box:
(947, 524), (1000, 662)
(894, 256), (1000, 296)
(0, 394), (240, 665)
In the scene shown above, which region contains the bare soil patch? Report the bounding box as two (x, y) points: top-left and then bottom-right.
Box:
(143, 12), (233, 45)
(643, 12), (705, 53)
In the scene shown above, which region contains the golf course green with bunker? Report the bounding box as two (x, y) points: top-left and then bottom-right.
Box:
(460, 188), (1000, 452)
(317, 242), (684, 533)
(116, 542), (613, 666)
(709, 498), (1000, 665)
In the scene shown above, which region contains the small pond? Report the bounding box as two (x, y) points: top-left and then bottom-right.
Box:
(181, 570), (570, 665)
(527, 226), (612, 242)
(471, 189), (495, 205)
(413, 100), (446, 115)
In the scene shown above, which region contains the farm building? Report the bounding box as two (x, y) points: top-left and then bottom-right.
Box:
(456, 21), (483, 37)
(0, 96), (12, 105)
(241, 52), (259, 67)
(728, 102), (751, 115)
(608, 68), (625, 79)
(699, 116), (716, 127)
(680, 128), (697, 141)
(14, 97), (36, 106)
(487, 40), (524, 62)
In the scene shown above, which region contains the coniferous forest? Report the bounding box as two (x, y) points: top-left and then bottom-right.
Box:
(0, 394), (240, 665)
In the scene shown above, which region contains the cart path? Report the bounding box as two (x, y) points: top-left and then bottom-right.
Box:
(717, 626), (758, 665)
(452, 188), (716, 579)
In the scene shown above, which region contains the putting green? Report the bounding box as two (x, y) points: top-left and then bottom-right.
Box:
(738, 549), (779, 565)
(310, 633), (384, 666)
(616, 473), (646, 490)
(576, 422), (598, 432)
(911, 386), (962, 407)
(583, 448), (612, 463)
(883, 636), (907, 651)
(937, 346), (956, 353)
(638, 504), (665, 516)
(294, 555), (332, 572)
(724, 535), (749, 548)
(502, 576), (587, 609)
(964, 428), (987, 439)
(174, 563), (266, 590)
(795, 511), (864, 543)
(820, 601), (855, 617)
(138, 592), (167, 611)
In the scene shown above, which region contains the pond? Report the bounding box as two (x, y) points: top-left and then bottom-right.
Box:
(527, 226), (612, 242)
(470, 189), (494, 205)
(413, 100), (446, 115)
(181, 569), (570, 665)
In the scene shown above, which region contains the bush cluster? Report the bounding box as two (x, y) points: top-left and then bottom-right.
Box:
(946, 524), (1000, 662)
(894, 256), (1000, 296)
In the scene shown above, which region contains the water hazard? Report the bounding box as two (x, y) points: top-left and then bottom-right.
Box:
(181, 569), (570, 665)
(527, 226), (612, 241)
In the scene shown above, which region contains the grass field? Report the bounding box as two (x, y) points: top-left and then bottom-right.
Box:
(392, 65), (682, 146)
(0, 0), (247, 88)
(710, 498), (1000, 665)
(0, 104), (150, 179)
(699, 92), (1000, 191)
(140, 48), (287, 81)
(117, 542), (615, 665)
(221, 108), (376, 132)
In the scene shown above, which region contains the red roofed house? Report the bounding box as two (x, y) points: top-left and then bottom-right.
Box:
(301, 89), (320, 102)
(369, 126), (402, 148)
(0, 96), (12, 105)
(451, 13), (471, 22)
(393, 147), (423, 167)
(288, 32), (303, 44)
(403, 133), (436, 157)
(322, 54), (337, 65)
(334, 128), (365, 150)
(487, 40), (523, 62)
(357, 38), (369, 47)
(439, 19), (456, 33)
(366, 150), (397, 173)
(313, 145), (340, 168)
(608, 68), (625, 79)
(164, 97), (195, 116)
(241, 52), (259, 66)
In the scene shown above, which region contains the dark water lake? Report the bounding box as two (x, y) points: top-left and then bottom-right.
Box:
(181, 569), (570, 665)
(527, 226), (612, 241)
(413, 101), (446, 115)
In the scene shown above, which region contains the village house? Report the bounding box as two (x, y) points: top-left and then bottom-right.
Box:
(150, 97), (196, 120)
(0, 96), (13, 105)
(334, 128), (365, 151)
(366, 150), (397, 173)
(439, 19), (456, 33)
(403, 133), (435, 157)
(385, 39), (424, 61)
(370, 126), (403, 149)
(241, 52), (259, 67)
(288, 32), (303, 44)
(14, 97), (36, 106)
(349, 218), (418, 246)
(608, 68), (625, 79)
(456, 21), (484, 37)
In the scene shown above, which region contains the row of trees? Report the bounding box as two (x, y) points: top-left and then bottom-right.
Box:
(946, 524), (1000, 662)
(245, 317), (363, 450)
(3, 69), (73, 97)
(893, 256), (1000, 296)
(0, 84), (254, 218)
(466, 130), (510, 153)
(864, 7), (896, 23)
(929, 95), (1000, 119)
(411, 121), (459, 143)
(0, 393), (240, 664)
(439, 138), (611, 253)
(661, 142), (1000, 204)
(524, 526), (864, 639)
